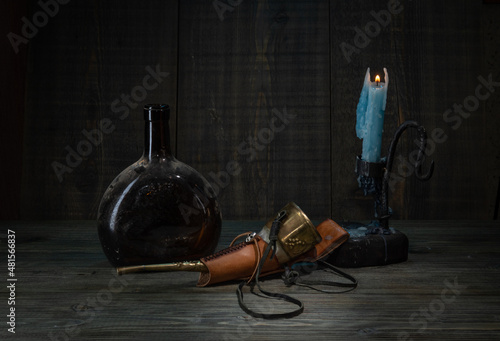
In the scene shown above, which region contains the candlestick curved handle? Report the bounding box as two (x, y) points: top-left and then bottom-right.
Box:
(385, 120), (435, 181)
(380, 120), (435, 228)
(413, 125), (435, 181)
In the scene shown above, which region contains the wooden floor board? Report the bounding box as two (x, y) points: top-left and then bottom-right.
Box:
(0, 220), (499, 339)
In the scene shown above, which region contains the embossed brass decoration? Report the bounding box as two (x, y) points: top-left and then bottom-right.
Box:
(259, 202), (321, 263)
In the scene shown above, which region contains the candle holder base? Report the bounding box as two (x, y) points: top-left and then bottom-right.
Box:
(329, 120), (434, 268)
(328, 221), (408, 268)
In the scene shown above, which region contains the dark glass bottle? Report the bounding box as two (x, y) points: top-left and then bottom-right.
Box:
(97, 104), (222, 267)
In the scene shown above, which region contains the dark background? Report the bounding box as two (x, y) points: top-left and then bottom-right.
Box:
(1, 0), (499, 222)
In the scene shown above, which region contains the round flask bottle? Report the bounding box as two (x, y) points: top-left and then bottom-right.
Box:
(97, 104), (222, 267)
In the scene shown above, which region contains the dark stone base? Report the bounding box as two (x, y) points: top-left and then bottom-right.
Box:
(328, 222), (409, 268)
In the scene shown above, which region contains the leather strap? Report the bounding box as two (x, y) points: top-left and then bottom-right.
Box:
(237, 213), (304, 319)
(236, 214), (357, 319)
(282, 260), (357, 293)
(229, 231), (262, 283)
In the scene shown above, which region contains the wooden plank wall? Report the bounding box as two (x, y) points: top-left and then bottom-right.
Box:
(330, 0), (494, 221)
(176, 0), (330, 219)
(8, 0), (499, 221)
(482, 2), (500, 219)
(19, 0), (179, 219)
(0, 1), (28, 219)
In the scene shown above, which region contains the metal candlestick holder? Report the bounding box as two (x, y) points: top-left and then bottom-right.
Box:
(329, 120), (434, 267)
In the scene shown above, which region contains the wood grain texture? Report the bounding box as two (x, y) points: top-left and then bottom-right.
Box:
(331, 0), (495, 220)
(399, 0), (484, 220)
(20, 0), (178, 219)
(176, 0), (331, 220)
(482, 4), (500, 218)
(8, 0), (500, 220)
(0, 0), (28, 219)
(1, 220), (499, 340)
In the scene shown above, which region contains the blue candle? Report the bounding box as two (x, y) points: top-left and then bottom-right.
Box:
(356, 67), (389, 163)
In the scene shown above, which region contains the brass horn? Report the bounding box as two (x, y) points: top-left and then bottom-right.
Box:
(116, 202), (320, 276)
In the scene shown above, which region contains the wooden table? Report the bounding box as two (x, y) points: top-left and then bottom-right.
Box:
(1, 220), (499, 340)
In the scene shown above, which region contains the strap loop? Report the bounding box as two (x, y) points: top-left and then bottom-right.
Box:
(282, 268), (300, 286)
(236, 212), (357, 319)
(287, 260), (358, 293)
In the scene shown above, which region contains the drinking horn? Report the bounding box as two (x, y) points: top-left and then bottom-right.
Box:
(116, 202), (349, 287)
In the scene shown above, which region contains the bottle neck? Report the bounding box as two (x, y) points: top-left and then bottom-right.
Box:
(144, 120), (172, 160)
(143, 104), (172, 161)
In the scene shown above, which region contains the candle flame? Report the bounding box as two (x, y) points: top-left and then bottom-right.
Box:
(375, 75), (381, 83)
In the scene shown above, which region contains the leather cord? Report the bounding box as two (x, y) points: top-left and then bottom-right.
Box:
(282, 260), (357, 293)
(229, 231), (262, 283)
(236, 221), (304, 318)
(236, 212), (357, 319)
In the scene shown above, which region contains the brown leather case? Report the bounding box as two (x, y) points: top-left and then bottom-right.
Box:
(293, 218), (349, 263)
(197, 219), (348, 287)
